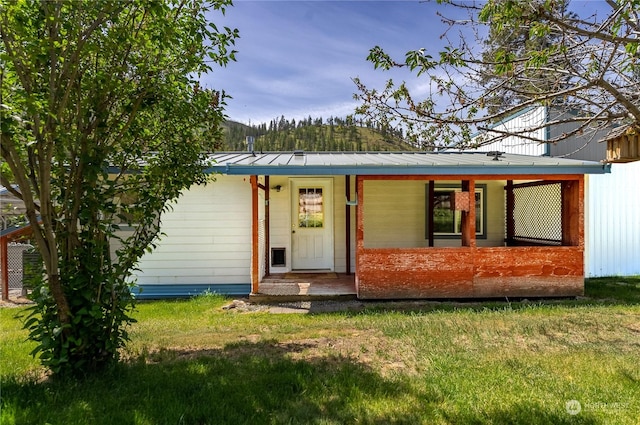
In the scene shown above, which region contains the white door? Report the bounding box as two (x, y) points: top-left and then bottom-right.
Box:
(291, 178), (334, 270)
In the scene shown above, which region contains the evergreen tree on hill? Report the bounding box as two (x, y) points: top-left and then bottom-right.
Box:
(222, 115), (415, 152)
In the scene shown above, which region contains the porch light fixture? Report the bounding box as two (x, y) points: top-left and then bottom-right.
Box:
(273, 185), (283, 192)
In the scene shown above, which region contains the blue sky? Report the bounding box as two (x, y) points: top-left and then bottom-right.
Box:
(202, 0), (605, 126)
(202, 0), (450, 125)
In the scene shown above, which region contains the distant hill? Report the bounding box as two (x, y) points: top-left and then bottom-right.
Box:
(221, 116), (418, 152)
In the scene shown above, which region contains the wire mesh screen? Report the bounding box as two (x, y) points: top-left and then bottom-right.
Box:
(6, 243), (34, 290)
(511, 182), (562, 245)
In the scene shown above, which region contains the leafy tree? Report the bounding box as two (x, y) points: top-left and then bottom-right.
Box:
(354, 0), (640, 149)
(0, 0), (237, 375)
(478, 0), (577, 116)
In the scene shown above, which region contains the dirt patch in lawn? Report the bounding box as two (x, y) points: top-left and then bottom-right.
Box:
(278, 333), (419, 376)
(142, 329), (419, 377)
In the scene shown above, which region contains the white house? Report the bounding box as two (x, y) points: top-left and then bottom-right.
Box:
(128, 151), (608, 299)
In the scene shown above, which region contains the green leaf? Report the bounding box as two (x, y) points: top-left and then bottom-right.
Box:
(2, 0), (235, 376)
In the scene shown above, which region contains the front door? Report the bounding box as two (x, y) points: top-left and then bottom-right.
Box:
(291, 178), (334, 270)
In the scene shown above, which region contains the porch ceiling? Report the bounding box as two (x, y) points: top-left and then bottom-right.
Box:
(206, 151), (610, 176)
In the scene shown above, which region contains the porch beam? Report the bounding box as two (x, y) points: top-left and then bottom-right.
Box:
(250, 175), (259, 294)
(510, 180), (566, 189)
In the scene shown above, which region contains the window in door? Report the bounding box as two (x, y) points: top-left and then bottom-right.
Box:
(298, 188), (324, 228)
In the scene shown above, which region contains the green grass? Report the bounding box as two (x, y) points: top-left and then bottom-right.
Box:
(584, 276), (640, 303)
(1, 278), (639, 424)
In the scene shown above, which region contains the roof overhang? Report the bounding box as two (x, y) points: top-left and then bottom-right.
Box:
(205, 151), (611, 176)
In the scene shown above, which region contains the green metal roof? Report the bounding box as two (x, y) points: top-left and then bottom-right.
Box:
(205, 151), (610, 176)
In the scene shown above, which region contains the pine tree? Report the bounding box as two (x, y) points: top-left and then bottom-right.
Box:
(479, 0), (576, 115)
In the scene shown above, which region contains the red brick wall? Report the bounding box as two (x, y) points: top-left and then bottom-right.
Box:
(356, 246), (584, 299)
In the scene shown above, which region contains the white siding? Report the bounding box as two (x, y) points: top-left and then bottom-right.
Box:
(484, 181), (506, 246)
(548, 128), (608, 162)
(133, 175), (252, 286)
(472, 107), (548, 156)
(586, 161), (640, 277)
(363, 180), (426, 248)
(331, 176), (351, 273)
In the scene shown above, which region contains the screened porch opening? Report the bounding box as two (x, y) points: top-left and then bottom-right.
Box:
(361, 178), (581, 249)
(505, 179), (581, 247)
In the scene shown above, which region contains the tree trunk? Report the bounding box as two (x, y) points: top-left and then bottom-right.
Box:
(48, 273), (72, 331)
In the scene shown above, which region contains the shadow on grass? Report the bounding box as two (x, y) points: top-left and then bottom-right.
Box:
(2, 339), (612, 425)
(583, 276), (640, 303)
(2, 340), (433, 425)
(316, 277), (640, 316)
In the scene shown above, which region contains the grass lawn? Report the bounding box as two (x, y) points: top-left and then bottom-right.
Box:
(1, 277), (639, 424)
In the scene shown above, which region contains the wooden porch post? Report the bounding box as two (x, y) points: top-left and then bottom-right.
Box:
(505, 180), (515, 246)
(355, 176), (364, 292)
(561, 176), (583, 247)
(461, 180), (476, 247)
(250, 175), (259, 294)
(1, 236), (8, 301)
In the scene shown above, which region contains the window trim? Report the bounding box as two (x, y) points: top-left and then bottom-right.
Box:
(425, 183), (487, 240)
